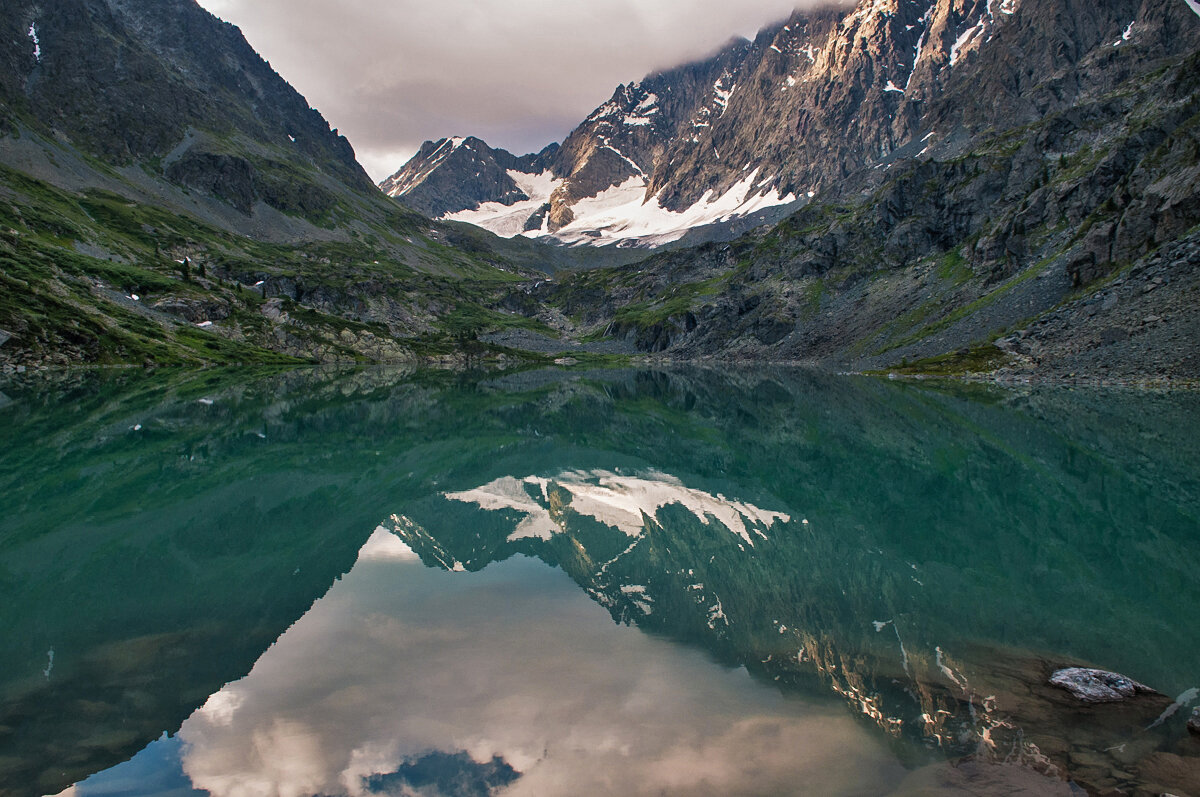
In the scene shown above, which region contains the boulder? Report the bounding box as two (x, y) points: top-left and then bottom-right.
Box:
(1048, 667), (1157, 703)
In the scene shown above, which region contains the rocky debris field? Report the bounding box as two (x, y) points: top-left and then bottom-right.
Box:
(997, 231), (1200, 384)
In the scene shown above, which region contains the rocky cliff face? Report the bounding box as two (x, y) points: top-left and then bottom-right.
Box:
(652, 0), (1200, 209)
(0, 0), (380, 223)
(383, 0), (1200, 254)
(379, 34), (804, 248)
(523, 0), (1200, 380)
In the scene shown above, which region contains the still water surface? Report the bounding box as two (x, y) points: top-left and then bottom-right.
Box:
(0, 367), (1197, 796)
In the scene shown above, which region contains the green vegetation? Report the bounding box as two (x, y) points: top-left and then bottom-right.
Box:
(881, 344), (1010, 376)
(601, 260), (752, 332)
(610, 278), (719, 328)
(935, 249), (972, 285)
(437, 304), (555, 338)
(0, 164), (557, 367)
(876, 259), (1047, 356)
(800, 277), (826, 319)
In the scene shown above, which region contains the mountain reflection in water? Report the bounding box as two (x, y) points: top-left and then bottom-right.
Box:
(168, 528), (904, 797)
(1, 366), (1197, 796)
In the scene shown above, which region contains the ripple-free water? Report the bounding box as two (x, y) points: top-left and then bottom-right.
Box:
(1, 367), (1197, 796)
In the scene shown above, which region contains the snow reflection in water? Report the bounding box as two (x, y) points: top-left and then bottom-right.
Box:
(445, 469), (790, 544)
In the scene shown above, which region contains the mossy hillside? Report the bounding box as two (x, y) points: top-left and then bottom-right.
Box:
(0, 168), (558, 366)
(609, 271), (737, 329)
(880, 344), (1011, 377)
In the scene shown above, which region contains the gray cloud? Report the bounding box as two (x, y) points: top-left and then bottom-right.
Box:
(194, 0), (815, 181)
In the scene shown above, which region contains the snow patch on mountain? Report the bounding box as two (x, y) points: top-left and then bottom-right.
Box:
(601, 144), (646, 176)
(952, 0), (1022, 66)
(442, 167), (798, 247)
(848, 0), (897, 23)
(713, 78), (735, 114)
(585, 100), (621, 124)
(950, 19), (986, 66)
(905, 6), (935, 90)
(443, 169), (562, 238)
(1184, 0), (1200, 19)
(623, 94), (660, 126)
(509, 169), (557, 201)
(550, 171), (797, 248)
(1114, 21), (1136, 46)
(28, 23), (41, 62)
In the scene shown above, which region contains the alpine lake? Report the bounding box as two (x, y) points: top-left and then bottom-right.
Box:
(1, 366), (1197, 797)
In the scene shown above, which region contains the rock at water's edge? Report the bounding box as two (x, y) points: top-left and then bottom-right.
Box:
(1048, 667), (1157, 703)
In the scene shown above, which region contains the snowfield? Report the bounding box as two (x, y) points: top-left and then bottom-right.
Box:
(443, 168), (798, 248)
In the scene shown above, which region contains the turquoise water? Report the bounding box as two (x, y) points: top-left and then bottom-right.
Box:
(1, 367), (1197, 796)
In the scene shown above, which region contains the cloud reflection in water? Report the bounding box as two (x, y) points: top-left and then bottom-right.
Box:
(175, 527), (902, 796)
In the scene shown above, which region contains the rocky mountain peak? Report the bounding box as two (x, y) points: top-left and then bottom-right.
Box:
(648, 0), (1200, 212)
(379, 0), (1200, 249)
(378, 136), (559, 219)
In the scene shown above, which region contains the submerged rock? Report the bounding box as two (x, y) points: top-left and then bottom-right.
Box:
(1189, 707), (1200, 736)
(1048, 668), (1157, 703)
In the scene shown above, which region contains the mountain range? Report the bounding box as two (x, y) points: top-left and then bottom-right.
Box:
(382, 0), (1200, 254)
(486, 0), (1200, 380)
(378, 35), (795, 249)
(1, 0), (1198, 380)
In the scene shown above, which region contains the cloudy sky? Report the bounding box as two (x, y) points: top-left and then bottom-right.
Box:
(194, 0), (811, 182)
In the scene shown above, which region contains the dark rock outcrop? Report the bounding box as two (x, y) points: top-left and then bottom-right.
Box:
(165, 151), (259, 215)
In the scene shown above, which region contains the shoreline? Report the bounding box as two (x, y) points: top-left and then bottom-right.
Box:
(4, 356), (1200, 392)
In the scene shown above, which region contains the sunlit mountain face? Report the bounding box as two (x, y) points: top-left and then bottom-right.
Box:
(3, 367), (1198, 796)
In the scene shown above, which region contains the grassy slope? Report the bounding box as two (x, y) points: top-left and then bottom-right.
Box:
(0, 159), (578, 367)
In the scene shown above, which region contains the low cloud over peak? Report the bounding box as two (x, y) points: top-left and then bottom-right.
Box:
(195, 0), (827, 180)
